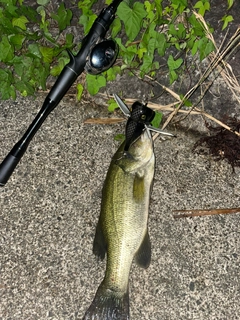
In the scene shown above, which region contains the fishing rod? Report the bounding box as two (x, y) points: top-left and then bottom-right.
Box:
(0, 0), (122, 186)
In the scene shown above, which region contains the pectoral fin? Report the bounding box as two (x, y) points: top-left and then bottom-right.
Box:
(135, 230), (151, 269)
(93, 220), (107, 260)
(133, 173), (145, 203)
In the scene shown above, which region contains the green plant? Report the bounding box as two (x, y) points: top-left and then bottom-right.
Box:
(86, 0), (234, 95)
(0, 0), (235, 101)
(114, 0), (216, 83)
(0, 0), (73, 99)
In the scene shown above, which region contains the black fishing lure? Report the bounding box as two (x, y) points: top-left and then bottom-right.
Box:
(113, 94), (174, 151)
(125, 101), (155, 151)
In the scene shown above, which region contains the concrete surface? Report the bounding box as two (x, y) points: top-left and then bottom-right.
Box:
(0, 92), (239, 320)
(1, 1), (240, 318)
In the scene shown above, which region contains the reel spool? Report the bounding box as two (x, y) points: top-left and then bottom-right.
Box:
(85, 39), (118, 75)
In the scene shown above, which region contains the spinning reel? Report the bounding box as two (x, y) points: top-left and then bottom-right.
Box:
(85, 39), (118, 75)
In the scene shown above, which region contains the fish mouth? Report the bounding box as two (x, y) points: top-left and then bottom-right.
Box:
(131, 130), (153, 152)
(113, 129), (154, 171)
(129, 128), (152, 147)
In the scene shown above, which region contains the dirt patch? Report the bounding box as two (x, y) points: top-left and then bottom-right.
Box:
(193, 116), (240, 171)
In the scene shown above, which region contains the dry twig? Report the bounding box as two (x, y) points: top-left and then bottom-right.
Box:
(173, 208), (240, 219)
(159, 17), (240, 130)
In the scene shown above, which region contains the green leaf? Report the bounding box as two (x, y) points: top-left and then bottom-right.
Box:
(144, 1), (155, 22)
(0, 36), (14, 62)
(194, 1), (210, 16)
(50, 57), (67, 76)
(77, 0), (97, 10)
(76, 83), (83, 101)
(39, 46), (55, 63)
(114, 133), (125, 142)
(32, 58), (49, 90)
(169, 70), (177, 84)
(12, 15), (29, 30)
(137, 47), (147, 60)
(187, 35), (197, 51)
(144, 1), (152, 14)
(51, 3), (72, 32)
(221, 15), (234, 30)
(169, 23), (178, 36)
(155, 0), (163, 17)
(108, 98), (119, 112)
(15, 74), (36, 94)
(188, 13), (205, 37)
(171, 0), (187, 13)
(11, 55), (47, 92)
(28, 43), (42, 59)
(9, 34), (25, 50)
(0, 84), (16, 100)
(191, 39), (199, 55)
(0, 0), (223, 101)
(37, 0), (50, 5)
(147, 38), (157, 56)
(0, 0), (15, 4)
(151, 111), (163, 128)
(140, 55), (154, 74)
(167, 55), (183, 70)
(117, 2), (147, 41)
(197, 37), (215, 60)
(86, 74), (106, 95)
(106, 66), (121, 81)
(156, 33), (167, 56)
(79, 13), (97, 34)
(179, 94), (192, 107)
(0, 69), (15, 100)
(18, 4), (38, 22)
(65, 33), (74, 48)
(176, 23), (186, 38)
(9, 85), (16, 99)
(12, 55), (29, 77)
(0, 69), (10, 82)
(171, 0), (187, 6)
(203, 39), (215, 58)
(110, 17), (122, 38)
(227, 0), (234, 9)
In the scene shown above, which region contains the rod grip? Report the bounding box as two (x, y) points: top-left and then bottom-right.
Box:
(0, 152), (21, 186)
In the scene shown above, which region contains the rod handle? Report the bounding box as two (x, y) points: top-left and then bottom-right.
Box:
(0, 152), (20, 186)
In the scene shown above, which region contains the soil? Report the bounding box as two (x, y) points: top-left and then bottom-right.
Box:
(193, 116), (240, 171)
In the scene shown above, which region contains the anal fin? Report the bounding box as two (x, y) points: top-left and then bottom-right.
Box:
(93, 220), (107, 260)
(134, 230), (151, 269)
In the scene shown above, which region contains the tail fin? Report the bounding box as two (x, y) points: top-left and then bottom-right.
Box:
(83, 282), (129, 320)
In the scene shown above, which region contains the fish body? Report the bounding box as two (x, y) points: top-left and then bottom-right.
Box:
(83, 130), (155, 320)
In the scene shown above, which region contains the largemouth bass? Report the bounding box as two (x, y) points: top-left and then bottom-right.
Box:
(83, 129), (155, 320)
